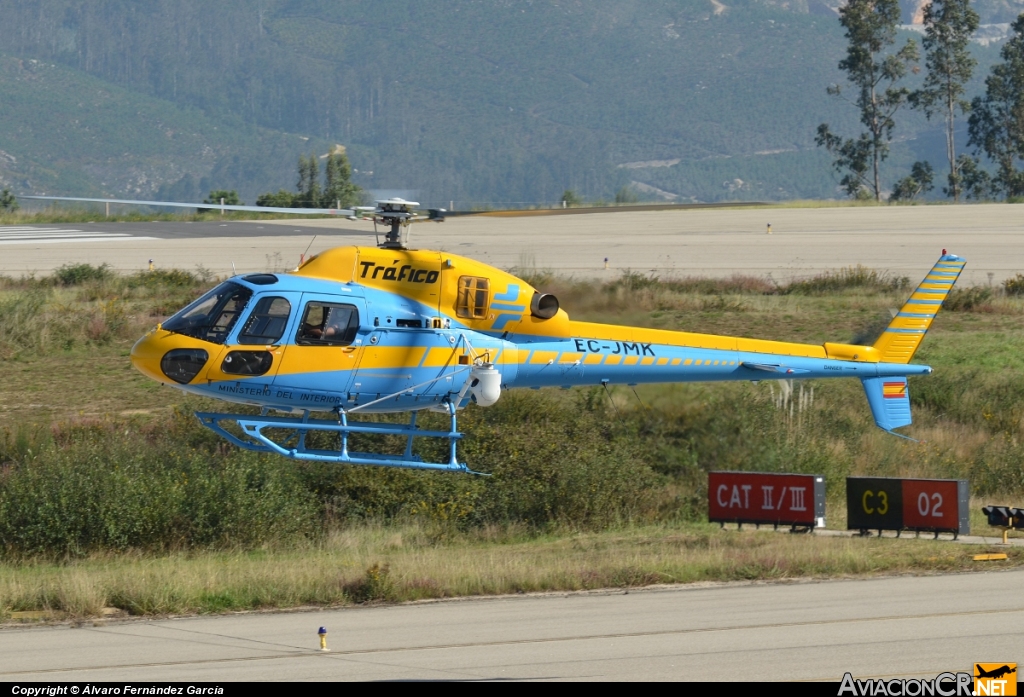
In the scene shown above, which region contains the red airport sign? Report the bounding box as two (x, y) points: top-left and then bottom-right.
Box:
(708, 471), (826, 529)
(846, 477), (969, 537)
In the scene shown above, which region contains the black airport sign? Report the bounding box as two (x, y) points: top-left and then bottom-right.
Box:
(847, 477), (969, 537)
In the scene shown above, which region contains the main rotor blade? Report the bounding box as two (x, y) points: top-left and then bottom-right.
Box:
(425, 201), (770, 221)
(20, 195), (356, 216)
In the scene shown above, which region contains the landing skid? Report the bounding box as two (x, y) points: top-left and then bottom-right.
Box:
(196, 403), (485, 473)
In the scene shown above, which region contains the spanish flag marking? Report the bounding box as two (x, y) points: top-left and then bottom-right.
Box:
(883, 381), (907, 399)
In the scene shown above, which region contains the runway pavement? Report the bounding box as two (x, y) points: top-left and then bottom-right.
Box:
(2, 204), (1024, 284)
(0, 221), (367, 277)
(1, 570), (1021, 681)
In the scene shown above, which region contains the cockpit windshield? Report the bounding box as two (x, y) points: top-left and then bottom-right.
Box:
(162, 282), (253, 344)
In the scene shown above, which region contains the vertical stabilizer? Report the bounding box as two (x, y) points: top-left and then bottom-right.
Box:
(861, 376), (912, 434)
(872, 252), (965, 363)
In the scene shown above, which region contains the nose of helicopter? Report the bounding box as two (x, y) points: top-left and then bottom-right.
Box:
(130, 329), (172, 383)
(131, 328), (213, 387)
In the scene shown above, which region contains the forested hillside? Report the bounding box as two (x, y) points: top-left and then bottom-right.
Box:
(0, 0), (1008, 203)
(0, 56), (331, 200)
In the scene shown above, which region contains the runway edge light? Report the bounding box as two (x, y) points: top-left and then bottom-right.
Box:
(318, 626), (328, 652)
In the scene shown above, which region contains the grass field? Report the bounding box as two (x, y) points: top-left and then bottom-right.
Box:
(2, 262), (1024, 619)
(2, 524), (1019, 621)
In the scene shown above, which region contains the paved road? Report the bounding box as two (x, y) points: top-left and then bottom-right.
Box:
(2, 204), (1024, 283)
(1, 570), (1021, 681)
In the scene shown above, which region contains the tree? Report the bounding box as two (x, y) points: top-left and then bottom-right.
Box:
(910, 0), (979, 201)
(296, 155), (313, 206)
(198, 190), (241, 213)
(203, 190), (241, 205)
(968, 15), (1024, 199)
(957, 155), (995, 200)
(260, 147), (361, 210)
(296, 154), (321, 208)
(889, 161), (934, 201)
(256, 190), (297, 208)
(321, 148), (360, 208)
(614, 186), (639, 205)
(816, 0), (919, 201)
(560, 189), (581, 207)
(0, 188), (18, 212)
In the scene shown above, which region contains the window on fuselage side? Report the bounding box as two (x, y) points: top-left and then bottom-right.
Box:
(456, 276), (490, 319)
(296, 302), (359, 346)
(238, 296), (291, 345)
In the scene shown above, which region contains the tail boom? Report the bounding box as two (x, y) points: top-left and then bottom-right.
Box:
(505, 252), (962, 437)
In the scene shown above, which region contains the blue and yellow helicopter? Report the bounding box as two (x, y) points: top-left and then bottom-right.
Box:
(26, 196), (967, 473)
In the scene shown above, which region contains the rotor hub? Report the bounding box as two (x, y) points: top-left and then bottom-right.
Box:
(374, 198), (419, 249)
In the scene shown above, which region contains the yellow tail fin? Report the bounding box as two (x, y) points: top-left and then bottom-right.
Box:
(872, 251), (966, 364)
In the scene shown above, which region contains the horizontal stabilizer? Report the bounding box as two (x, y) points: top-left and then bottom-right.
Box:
(861, 376), (912, 434)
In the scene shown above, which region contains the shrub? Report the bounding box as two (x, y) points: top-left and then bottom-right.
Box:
(126, 269), (198, 289)
(54, 263), (113, 286)
(942, 286), (993, 312)
(608, 270), (663, 292)
(783, 266), (910, 295)
(665, 275), (777, 295)
(0, 418), (317, 558)
(1004, 274), (1024, 296)
(344, 563), (396, 603)
(0, 290), (51, 354)
(298, 390), (660, 530)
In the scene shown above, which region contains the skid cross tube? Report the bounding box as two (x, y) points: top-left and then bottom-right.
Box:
(195, 404), (481, 472)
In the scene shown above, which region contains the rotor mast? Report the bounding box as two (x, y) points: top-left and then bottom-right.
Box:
(369, 198), (449, 249)
(375, 198), (418, 249)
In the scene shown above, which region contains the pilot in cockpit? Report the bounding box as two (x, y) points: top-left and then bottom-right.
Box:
(301, 306), (350, 340)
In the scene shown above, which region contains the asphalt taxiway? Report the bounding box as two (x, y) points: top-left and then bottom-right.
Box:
(1, 570), (1020, 681)
(2, 204), (1023, 283)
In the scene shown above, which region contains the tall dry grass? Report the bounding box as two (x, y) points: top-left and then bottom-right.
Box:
(0, 523), (1011, 619)
(0, 265), (215, 357)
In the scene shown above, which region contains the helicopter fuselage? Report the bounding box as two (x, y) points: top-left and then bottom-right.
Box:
(130, 244), (939, 417)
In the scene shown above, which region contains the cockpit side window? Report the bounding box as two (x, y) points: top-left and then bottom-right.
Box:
(456, 276), (490, 319)
(238, 296), (291, 345)
(296, 302), (359, 346)
(162, 282), (252, 345)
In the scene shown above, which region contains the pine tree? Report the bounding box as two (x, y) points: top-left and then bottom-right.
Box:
(0, 188), (18, 212)
(296, 155), (314, 208)
(911, 0), (979, 201)
(968, 15), (1024, 199)
(560, 190), (581, 207)
(299, 154), (321, 208)
(321, 149), (360, 208)
(816, 0), (919, 201)
(265, 149), (360, 209)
